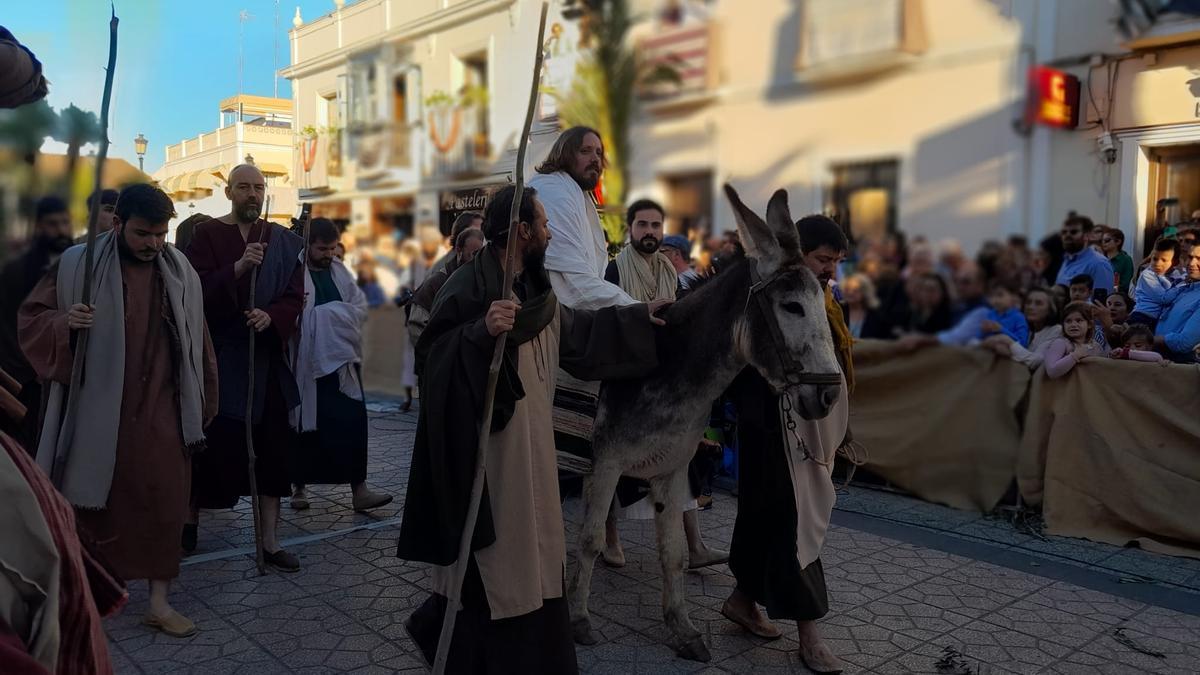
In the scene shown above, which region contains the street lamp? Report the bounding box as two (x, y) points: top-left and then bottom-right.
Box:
(134, 133), (148, 172)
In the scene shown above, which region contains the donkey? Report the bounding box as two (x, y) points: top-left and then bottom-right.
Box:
(567, 185), (843, 662)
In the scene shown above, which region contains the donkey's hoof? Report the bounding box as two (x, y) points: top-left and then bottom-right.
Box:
(676, 636), (711, 662)
(572, 618), (598, 646)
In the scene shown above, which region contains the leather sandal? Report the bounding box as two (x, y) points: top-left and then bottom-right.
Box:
(720, 599), (782, 640)
(142, 610), (197, 638)
(352, 490), (393, 512)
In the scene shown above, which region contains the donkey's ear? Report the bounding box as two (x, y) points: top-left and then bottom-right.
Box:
(723, 184), (780, 273)
(765, 189), (801, 262)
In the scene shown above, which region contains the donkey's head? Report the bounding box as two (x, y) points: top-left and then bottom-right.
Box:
(725, 184), (841, 420)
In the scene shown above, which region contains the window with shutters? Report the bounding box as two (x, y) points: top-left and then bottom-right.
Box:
(797, 0), (926, 74)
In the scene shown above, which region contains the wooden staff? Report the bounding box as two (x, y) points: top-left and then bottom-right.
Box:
(431, 4), (548, 673)
(244, 195), (271, 575)
(52, 8), (118, 487)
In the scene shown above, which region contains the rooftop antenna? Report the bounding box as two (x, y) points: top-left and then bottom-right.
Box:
(273, 0), (279, 99)
(238, 9), (254, 120)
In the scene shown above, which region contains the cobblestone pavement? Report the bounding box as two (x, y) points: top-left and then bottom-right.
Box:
(108, 402), (1200, 674)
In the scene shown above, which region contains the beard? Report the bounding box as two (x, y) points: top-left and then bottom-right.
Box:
(116, 230), (157, 263)
(633, 236), (660, 255)
(523, 245), (547, 275)
(38, 233), (73, 254)
(237, 201), (262, 223)
(309, 255), (333, 270)
(1062, 239), (1084, 254)
(569, 165), (601, 192)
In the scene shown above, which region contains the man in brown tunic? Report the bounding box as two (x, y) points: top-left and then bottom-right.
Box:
(19, 183), (218, 638)
(185, 163), (305, 572)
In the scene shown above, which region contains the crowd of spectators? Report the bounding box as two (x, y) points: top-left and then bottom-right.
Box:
(824, 213), (1200, 373)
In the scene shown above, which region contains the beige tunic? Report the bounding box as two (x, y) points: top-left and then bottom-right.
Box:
(787, 373), (850, 568)
(433, 307), (566, 619)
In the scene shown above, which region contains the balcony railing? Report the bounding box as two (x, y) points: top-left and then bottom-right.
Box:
(637, 21), (717, 101)
(426, 104), (489, 180)
(347, 121), (413, 173)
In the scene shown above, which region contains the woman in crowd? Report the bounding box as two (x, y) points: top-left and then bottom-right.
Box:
(840, 273), (890, 339)
(905, 272), (954, 335)
(1043, 302), (1103, 378)
(1103, 291), (1133, 345)
(983, 287), (1062, 369)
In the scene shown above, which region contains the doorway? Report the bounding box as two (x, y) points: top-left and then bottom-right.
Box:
(1143, 143), (1200, 253)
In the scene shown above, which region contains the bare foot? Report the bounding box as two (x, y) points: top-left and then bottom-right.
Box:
(797, 620), (843, 674)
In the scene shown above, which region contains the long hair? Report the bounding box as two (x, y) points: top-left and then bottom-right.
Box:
(536, 126), (606, 175)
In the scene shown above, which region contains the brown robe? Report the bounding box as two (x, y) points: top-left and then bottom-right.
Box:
(19, 259), (218, 581)
(186, 219), (304, 507)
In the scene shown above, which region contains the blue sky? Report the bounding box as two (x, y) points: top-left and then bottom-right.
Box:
(5, 0), (336, 174)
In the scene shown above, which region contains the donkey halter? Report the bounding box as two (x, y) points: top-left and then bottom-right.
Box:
(746, 259), (843, 388)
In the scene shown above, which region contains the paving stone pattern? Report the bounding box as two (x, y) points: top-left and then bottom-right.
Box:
(106, 402), (1200, 674)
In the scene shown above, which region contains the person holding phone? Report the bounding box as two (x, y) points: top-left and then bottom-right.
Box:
(1067, 274), (1112, 350)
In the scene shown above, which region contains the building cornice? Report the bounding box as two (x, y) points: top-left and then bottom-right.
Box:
(281, 0), (517, 80)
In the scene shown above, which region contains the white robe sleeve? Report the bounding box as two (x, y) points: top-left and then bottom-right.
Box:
(532, 172), (636, 310)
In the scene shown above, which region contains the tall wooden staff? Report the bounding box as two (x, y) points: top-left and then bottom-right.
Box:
(431, 4), (549, 673)
(244, 195), (271, 575)
(51, 7), (118, 487)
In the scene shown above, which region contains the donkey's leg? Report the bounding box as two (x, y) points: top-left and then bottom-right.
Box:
(649, 469), (711, 663)
(568, 463), (622, 646)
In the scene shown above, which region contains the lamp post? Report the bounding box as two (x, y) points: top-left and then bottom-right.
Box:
(134, 133), (148, 172)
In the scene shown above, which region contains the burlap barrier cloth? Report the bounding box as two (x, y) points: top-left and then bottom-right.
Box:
(361, 306), (409, 398)
(850, 340), (1031, 512)
(1018, 359), (1200, 559)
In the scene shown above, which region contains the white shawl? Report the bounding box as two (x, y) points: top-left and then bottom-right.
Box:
(37, 233), (208, 508)
(529, 171), (635, 310)
(291, 259), (368, 432)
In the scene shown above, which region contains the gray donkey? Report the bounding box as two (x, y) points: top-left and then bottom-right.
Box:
(568, 185), (843, 662)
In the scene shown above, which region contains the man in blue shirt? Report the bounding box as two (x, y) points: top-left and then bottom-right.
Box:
(1055, 213), (1114, 293)
(1154, 245), (1200, 362)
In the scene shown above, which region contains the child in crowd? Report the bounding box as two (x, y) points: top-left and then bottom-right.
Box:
(1100, 227), (1134, 293)
(1129, 238), (1179, 329)
(978, 280), (1029, 346)
(982, 287), (1062, 369)
(1068, 273), (1095, 304)
(1065, 274), (1112, 349)
(1044, 302), (1102, 378)
(1110, 324), (1166, 363)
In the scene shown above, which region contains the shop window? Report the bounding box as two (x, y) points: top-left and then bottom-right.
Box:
(662, 171), (713, 238)
(827, 159), (899, 243)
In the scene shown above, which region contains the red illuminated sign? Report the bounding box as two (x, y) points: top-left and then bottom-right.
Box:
(1026, 66), (1080, 130)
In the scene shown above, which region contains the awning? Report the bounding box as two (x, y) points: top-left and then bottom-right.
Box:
(161, 174), (183, 195)
(210, 164), (232, 184)
(258, 162), (290, 177)
(183, 169), (217, 191)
